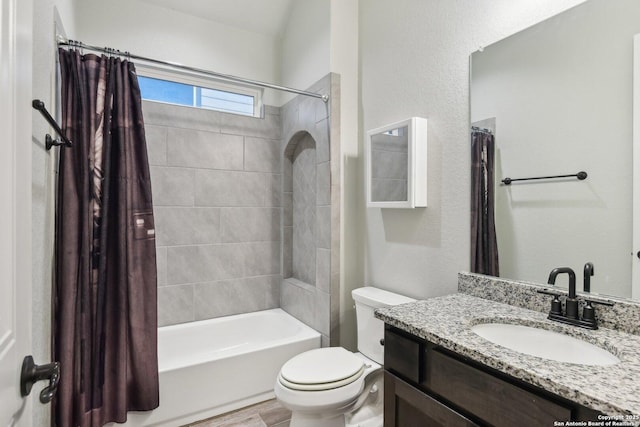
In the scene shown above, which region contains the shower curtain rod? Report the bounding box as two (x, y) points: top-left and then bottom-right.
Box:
(57, 36), (329, 103)
(471, 126), (492, 134)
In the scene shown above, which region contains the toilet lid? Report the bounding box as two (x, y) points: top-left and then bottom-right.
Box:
(280, 347), (365, 390)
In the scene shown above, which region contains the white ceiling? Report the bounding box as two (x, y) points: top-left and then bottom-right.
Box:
(138, 0), (294, 37)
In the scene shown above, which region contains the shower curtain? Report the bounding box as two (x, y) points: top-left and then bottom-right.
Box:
(470, 130), (499, 276)
(53, 49), (159, 427)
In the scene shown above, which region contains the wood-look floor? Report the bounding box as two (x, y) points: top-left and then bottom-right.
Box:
(186, 399), (291, 427)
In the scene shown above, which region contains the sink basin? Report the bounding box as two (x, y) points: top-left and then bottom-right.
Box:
(471, 323), (620, 366)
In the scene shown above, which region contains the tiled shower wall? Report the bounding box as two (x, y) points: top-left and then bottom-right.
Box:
(143, 100), (282, 326)
(280, 74), (340, 346)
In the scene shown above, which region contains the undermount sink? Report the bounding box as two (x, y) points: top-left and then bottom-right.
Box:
(471, 323), (620, 366)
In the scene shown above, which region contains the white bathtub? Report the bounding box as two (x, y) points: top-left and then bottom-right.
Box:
(113, 308), (320, 427)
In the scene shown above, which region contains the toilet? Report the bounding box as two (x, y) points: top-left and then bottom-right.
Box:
(274, 287), (415, 427)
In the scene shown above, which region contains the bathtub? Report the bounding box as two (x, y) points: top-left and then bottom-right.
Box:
(113, 308), (320, 427)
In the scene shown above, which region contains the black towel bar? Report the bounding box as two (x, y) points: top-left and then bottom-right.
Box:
(501, 171), (587, 185)
(32, 99), (72, 150)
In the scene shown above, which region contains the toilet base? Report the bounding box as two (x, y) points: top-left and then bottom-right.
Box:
(285, 371), (383, 427)
(346, 415), (383, 427)
(289, 413), (384, 427)
(345, 382), (383, 427)
(290, 412), (347, 427)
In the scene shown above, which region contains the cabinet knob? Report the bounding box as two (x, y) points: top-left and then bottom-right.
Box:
(379, 338), (385, 346)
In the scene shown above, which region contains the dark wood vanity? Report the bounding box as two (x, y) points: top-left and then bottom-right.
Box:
(383, 325), (602, 427)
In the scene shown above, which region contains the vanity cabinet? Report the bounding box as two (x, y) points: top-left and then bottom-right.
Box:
(383, 325), (601, 427)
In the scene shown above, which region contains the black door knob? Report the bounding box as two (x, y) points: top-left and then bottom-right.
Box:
(20, 355), (60, 404)
(637, 251), (640, 259)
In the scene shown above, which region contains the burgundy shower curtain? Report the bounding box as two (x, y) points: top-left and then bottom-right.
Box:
(53, 49), (159, 427)
(470, 130), (499, 276)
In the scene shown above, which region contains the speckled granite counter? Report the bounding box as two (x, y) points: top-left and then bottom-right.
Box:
(458, 272), (640, 335)
(375, 293), (640, 418)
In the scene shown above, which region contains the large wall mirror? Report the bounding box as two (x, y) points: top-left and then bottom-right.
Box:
(470, 0), (640, 300)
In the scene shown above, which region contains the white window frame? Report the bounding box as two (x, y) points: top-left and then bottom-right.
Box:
(136, 64), (264, 118)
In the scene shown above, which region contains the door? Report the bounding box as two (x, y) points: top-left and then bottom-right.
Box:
(0, 0), (33, 424)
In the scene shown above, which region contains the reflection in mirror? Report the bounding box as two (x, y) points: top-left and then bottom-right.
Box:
(470, 0), (640, 299)
(470, 125), (499, 277)
(366, 117), (427, 208)
(370, 126), (409, 202)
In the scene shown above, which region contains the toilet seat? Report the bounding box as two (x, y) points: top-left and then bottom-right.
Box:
(279, 348), (366, 391)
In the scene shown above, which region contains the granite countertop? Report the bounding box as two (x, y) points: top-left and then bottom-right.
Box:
(375, 293), (640, 418)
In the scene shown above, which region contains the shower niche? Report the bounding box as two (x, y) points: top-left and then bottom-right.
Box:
(284, 132), (318, 285)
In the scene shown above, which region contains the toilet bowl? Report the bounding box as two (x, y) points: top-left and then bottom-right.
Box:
(274, 348), (382, 426)
(274, 287), (415, 427)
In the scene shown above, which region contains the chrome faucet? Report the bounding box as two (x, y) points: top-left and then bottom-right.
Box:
(583, 262), (594, 293)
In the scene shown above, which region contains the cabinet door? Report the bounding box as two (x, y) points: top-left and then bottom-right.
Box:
(384, 372), (479, 427)
(425, 348), (572, 426)
(384, 327), (422, 383)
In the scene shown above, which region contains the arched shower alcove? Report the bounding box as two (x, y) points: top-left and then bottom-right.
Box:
(283, 131), (318, 286)
(279, 74), (339, 346)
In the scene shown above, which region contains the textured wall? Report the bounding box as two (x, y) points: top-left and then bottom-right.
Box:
(359, 0), (587, 300)
(74, 0), (282, 105)
(143, 101), (282, 326)
(280, 0), (330, 106)
(329, 0), (360, 351)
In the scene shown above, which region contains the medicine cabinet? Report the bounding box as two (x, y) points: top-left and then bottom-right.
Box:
(365, 117), (427, 208)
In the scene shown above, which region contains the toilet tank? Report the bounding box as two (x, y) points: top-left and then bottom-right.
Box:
(352, 287), (415, 364)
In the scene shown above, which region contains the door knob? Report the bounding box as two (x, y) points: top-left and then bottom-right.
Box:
(20, 355), (60, 404)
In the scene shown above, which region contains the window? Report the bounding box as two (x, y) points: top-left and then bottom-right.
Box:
(136, 66), (262, 117)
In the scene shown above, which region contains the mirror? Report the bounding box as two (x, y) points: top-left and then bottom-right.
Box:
(371, 124), (409, 203)
(366, 117), (428, 208)
(470, 0), (640, 299)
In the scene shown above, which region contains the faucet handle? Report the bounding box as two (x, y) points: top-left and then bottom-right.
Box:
(537, 289), (563, 315)
(581, 299), (613, 329)
(582, 300), (596, 325)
